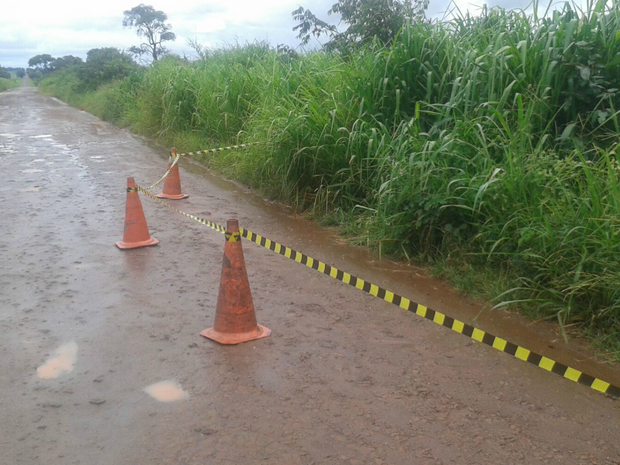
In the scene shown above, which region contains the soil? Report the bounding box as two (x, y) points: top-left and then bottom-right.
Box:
(1, 82), (619, 465)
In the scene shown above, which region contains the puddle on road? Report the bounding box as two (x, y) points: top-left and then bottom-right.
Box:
(30, 134), (52, 139)
(32, 159), (45, 163)
(0, 133), (21, 138)
(20, 169), (43, 174)
(144, 380), (189, 402)
(20, 187), (41, 193)
(90, 156), (104, 159)
(37, 342), (78, 379)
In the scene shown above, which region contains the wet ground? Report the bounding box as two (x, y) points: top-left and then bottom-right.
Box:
(1, 83), (620, 465)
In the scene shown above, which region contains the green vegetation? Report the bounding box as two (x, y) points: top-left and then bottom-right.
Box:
(36, 48), (137, 94)
(0, 78), (20, 92)
(39, 0), (620, 357)
(0, 65), (21, 92)
(27, 54), (84, 83)
(293, 0), (428, 50)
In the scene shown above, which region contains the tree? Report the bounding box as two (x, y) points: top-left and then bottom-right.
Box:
(77, 48), (136, 90)
(0, 67), (10, 79)
(292, 0), (428, 51)
(54, 55), (84, 70)
(28, 54), (56, 73)
(123, 4), (176, 62)
(26, 69), (42, 80)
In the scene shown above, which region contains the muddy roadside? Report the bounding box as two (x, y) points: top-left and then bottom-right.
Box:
(1, 85), (619, 465)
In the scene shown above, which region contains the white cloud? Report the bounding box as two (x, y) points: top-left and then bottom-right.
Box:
(0, 0), (583, 68)
(2, 0), (322, 66)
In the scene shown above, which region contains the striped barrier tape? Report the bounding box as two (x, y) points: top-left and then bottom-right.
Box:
(225, 231), (241, 242)
(142, 143), (258, 190)
(177, 142), (261, 157)
(133, 187), (620, 399)
(143, 152), (181, 191)
(237, 227), (620, 399)
(134, 185), (226, 234)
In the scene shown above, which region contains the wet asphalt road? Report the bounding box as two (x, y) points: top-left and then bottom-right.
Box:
(1, 84), (620, 465)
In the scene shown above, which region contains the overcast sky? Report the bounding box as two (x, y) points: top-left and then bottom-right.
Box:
(1, 0), (536, 68)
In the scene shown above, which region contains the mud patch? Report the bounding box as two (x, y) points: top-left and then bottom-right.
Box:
(19, 187), (41, 193)
(37, 342), (78, 379)
(144, 380), (189, 402)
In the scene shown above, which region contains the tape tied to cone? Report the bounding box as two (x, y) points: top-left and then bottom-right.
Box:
(200, 219), (271, 345)
(115, 177), (159, 250)
(156, 149), (189, 200)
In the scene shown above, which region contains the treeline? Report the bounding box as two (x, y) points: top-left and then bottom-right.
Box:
(39, 1), (620, 354)
(27, 49), (137, 91)
(0, 65), (22, 92)
(0, 67), (23, 79)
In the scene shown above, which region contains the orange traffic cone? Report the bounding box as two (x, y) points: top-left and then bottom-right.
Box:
(201, 219), (271, 344)
(156, 148), (189, 200)
(115, 177), (159, 250)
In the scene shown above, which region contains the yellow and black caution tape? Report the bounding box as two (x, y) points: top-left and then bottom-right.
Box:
(238, 227), (620, 399)
(142, 143), (259, 191)
(143, 153), (181, 191)
(134, 185), (226, 234)
(133, 187), (620, 399)
(225, 231), (241, 242)
(177, 142), (260, 157)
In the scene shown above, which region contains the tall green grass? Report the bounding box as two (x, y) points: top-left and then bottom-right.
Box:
(40, 1), (620, 355)
(0, 77), (20, 92)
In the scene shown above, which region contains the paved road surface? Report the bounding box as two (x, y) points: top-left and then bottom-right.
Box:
(1, 84), (619, 465)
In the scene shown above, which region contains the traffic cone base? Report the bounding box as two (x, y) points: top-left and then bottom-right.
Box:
(155, 192), (189, 200)
(115, 237), (159, 250)
(200, 324), (271, 345)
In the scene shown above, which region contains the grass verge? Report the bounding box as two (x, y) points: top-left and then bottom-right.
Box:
(0, 77), (21, 92)
(38, 2), (620, 361)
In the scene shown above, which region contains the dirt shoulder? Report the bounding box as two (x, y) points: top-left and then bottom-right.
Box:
(1, 85), (619, 465)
